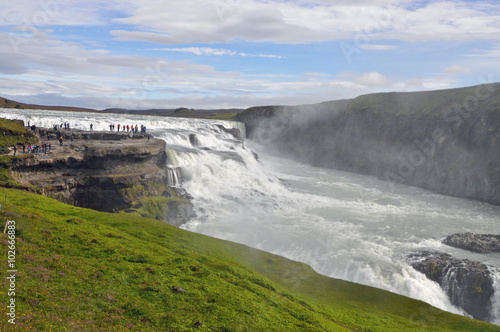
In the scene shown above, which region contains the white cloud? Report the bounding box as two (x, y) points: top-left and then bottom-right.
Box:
(0, 0), (115, 27)
(0, 0), (496, 110)
(154, 47), (237, 56)
(354, 72), (391, 87)
(150, 47), (283, 58)
(108, 0), (500, 44)
(467, 43), (500, 57)
(359, 44), (398, 50)
(2, 1), (500, 45)
(0, 64), (462, 110)
(442, 65), (473, 75)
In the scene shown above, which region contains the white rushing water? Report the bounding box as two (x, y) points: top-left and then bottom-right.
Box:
(2, 108), (500, 323)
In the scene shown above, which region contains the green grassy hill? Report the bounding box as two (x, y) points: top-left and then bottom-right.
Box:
(0, 118), (36, 189)
(0, 187), (498, 331)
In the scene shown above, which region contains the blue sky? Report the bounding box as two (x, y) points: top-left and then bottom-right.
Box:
(1, 0), (500, 109)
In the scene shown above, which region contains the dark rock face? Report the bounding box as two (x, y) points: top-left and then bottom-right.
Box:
(236, 83), (500, 206)
(408, 251), (494, 321)
(12, 132), (193, 226)
(443, 233), (500, 253)
(189, 134), (199, 147)
(216, 124), (243, 141)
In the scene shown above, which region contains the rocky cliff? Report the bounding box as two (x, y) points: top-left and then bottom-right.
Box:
(11, 129), (193, 226)
(236, 83), (500, 205)
(408, 251), (495, 322)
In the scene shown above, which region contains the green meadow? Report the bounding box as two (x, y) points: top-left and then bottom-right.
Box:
(0, 188), (498, 331)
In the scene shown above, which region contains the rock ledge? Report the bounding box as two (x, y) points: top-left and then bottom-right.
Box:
(443, 233), (500, 253)
(408, 251), (494, 322)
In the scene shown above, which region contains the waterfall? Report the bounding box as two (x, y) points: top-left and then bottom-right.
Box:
(440, 261), (493, 321)
(490, 269), (500, 324)
(166, 166), (182, 187)
(1, 108), (500, 324)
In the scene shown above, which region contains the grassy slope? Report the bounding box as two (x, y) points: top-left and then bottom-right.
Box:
(0, 118), (36, 189)
(0, 188), (498, 331)
(0, 118), (36, 153)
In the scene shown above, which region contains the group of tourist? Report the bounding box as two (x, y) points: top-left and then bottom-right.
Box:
(53, 122), (71, 130)
(44, 122), (149, 135)
(12, 143), (51, 155)
(111, 124), (147, 134)
(12, 120), (153, 156)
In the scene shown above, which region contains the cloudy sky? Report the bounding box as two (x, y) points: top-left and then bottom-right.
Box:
(1, 0), (500, 110)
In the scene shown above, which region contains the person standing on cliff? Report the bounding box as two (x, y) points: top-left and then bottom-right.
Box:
(117, 124), (120, 132)
(13, 146), (17, 155)
(90, 123), (93, 131)
(59, 136), (63, 146)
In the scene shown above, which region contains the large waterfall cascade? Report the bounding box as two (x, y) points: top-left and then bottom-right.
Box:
(2, 108), (499, 324)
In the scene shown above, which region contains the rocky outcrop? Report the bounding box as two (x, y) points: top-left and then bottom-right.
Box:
(236, 83), (500, 206)
(408, 251), (495, 321)
(189, 134), (199, 147)
(216, 124), (243, 141)
(11, 129), (193, 226)
(443, 233), (500, 253)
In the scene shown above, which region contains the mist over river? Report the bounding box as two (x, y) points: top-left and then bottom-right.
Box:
(2, 108), (500, 324)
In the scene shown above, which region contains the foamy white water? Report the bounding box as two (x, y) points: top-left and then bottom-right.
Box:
(2, 108), (500, 322)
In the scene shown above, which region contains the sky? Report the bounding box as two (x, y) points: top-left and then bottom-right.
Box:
(1, 0), (500, 110)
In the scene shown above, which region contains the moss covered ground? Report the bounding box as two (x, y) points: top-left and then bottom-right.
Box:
(0, 188), (498, 331)
(0, 118), (36, 189)
(0, 118), (36, 154)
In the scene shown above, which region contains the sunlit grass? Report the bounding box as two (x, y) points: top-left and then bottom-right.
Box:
(0, 187), (498, 331)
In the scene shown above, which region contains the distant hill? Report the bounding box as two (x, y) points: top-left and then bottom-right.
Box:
(102, 107), (242, 116)
(0, 96), (243, 120)
(0, 97), (99, 113)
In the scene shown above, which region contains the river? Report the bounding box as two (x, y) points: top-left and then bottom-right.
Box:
(2, 108), (499, 323)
